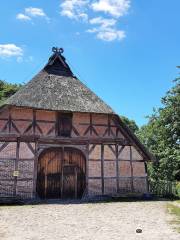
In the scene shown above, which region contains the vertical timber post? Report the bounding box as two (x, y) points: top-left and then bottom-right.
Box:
(130, 146), (134, 192)
(115, 144), (119, 193)
(85, 143), (89, 197)
(13, 139), (20, 197)
(61, 146), (64, 198)
(32, 140), (38, 198)
(101, 144), (104, 194)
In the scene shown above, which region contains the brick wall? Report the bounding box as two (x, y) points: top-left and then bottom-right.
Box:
(88, 144), (147, 196)
(0, 107), (148, 199)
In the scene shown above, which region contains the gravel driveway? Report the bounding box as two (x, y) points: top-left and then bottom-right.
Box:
(0, 201), (179, 240)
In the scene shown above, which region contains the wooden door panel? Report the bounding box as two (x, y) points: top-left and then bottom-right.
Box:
(37, 147), (85, 199)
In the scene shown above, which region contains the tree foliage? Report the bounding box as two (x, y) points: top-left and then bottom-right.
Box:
(120, 116), (139, 133)
(0, 80), (22, 105)
(137, 77), (180, 181)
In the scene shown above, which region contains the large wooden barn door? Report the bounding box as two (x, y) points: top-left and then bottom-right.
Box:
(37, 147), (86, 199)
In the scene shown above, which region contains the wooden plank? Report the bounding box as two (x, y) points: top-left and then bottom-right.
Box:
(102, 128), (108, 137)
(130, 146), (134, 192)
(85, 143), (89, 197)
(36, 124), (43, 135)
(83, 126), (90, 136)
(12, 119), (32, 122)
(72, 125), (80, 136)
(1, 120), (9, 132)
(92, 127), (99, 136)
(47, 125), (55, 136)
(110, 128), (116, 137)
(74, 167), (77, 198)
(0, 178), (33, 182)
(118, 146), (125, 157)
(32, 141), (38, 198)
(0, 142), (9, 152)
(79, 123), (117, 127)
(115, 144), (119, 192)
(26, 142), (35, 155)
(13, 140), (19, 196)
(88, 176), (147, 180)
(108, 145), (116, 156)
(11, 122), (21, 134)
(0, 157), (34, 161)
(118, 159), (144, 162)
(38, 137), (129, 145)
(0, 135), (18, 142)
(61, 146), (64, 197)
(88, 176), (116, 180)
(89, 144), (96, 155)
(44, 151), (48, 199)
(36, 120), (55, 124)
(23, 123), (33, 134)
(89, 158), (116, 162)
(101, 144), (104, 194)
(0, 134), (130, 145)
(0, 118), (9, 121)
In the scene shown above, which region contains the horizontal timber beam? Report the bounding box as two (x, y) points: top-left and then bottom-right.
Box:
(0, 134), (131, 145)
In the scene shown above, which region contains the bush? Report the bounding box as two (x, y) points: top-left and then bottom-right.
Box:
(175, 182), (180, 198)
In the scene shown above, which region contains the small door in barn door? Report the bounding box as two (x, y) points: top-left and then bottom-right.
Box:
(62, 165), (78, 198)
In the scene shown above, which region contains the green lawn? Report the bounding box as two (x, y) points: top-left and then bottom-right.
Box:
(167, 202), (180, 233)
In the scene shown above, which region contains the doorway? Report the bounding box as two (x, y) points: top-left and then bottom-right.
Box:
(36, 147), (86, 199)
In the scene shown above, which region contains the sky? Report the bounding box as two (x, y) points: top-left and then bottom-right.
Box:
(0, 0), (180, 126)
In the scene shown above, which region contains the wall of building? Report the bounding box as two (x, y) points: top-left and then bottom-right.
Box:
(88, 144), (147, 196)
(0, 106), (148, 199)
(0, 141), (35, 198)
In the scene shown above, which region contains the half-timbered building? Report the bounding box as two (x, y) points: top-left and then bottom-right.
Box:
(0, 48), (153, 200)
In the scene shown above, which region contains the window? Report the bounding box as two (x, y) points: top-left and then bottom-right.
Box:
(58, 113), (72, 137)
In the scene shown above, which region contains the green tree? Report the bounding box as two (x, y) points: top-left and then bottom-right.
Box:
(137, 77), (180, 181)
(0, 80), (22, 105)
(120, 115), (139, 133)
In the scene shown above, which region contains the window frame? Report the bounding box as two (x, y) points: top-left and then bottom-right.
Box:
(57, 112), (72, 137)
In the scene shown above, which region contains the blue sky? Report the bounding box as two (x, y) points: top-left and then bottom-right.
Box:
(0, 0), (180, 126)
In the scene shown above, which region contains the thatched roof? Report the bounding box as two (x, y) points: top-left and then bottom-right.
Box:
(6, 50), (114, 114)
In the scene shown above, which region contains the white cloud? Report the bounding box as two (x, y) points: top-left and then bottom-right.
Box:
(91, 0), (130, 18)
(60, 0), (89, 21)
(17, 7), (49, 22)
(88, 16), (125, 41)
(25, 7), (46, 17)
(96, 29), (125, 41)
(0, 44), (23, 58)
(89, 17), (116, 28)
(60, 0), (131, 42)
(16, 13), (31, 21)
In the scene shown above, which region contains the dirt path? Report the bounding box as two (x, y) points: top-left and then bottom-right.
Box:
(0, 201), (179, 240)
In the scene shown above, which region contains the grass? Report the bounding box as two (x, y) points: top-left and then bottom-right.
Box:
(167, 202), (180, 233)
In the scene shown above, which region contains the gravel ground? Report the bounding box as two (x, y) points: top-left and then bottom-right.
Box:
(0, 201), (179, 240)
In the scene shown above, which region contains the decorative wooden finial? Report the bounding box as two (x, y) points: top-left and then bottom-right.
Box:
(52, 47), (64, 54)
